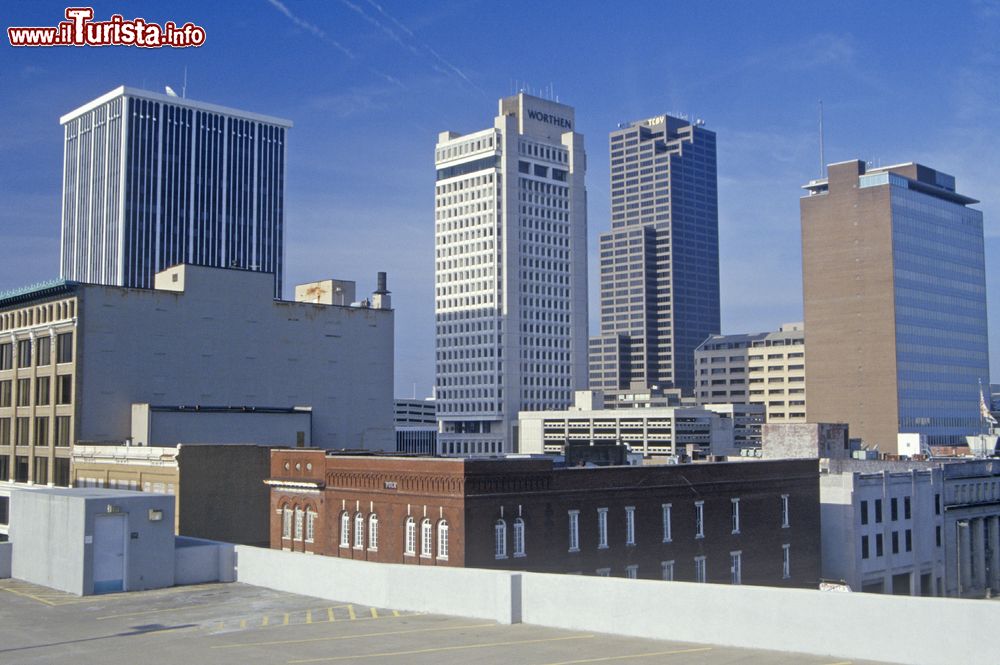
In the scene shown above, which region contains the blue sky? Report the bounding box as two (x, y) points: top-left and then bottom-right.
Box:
(3, 1), (999, 398)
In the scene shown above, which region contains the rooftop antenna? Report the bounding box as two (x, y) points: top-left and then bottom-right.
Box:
(819, 99), (826, 177)
(182, 66), (188, 98)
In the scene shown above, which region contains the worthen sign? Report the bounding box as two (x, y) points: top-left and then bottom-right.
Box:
(527, 109), (571, 130)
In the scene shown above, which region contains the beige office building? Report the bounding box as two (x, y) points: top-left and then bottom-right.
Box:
(695, 323), (806, 423)
(801, 160), (988, 453)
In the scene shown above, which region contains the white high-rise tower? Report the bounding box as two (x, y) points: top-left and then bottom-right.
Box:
(434, 93), (588, 455)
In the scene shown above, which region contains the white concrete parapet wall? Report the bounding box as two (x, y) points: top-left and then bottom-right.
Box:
(234, 546), (521, 624)
(175, 537), (237, 586)
(234, 546), (999, 665)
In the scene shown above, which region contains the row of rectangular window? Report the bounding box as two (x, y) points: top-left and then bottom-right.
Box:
(0, 333), (73, 371)
(860, 495), (923, 525)
(601, 545), (790, 583)
(0, 376), (73, 408)
(0, 415), (72, 447)
(861, 529), (919, 558)
(568, 496), (789, 550)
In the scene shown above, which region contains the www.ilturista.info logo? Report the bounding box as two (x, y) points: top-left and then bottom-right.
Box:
(8, 7), (206, 48)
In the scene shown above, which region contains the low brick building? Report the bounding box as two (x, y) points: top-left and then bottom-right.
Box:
(267, 451), (820, 587)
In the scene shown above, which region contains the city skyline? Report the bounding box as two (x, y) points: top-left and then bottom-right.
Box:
(3, 1), (999, 397)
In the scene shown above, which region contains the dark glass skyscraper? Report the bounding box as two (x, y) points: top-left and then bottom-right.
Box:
(59, 86), (292, 296)
(590, 115), (719, 398)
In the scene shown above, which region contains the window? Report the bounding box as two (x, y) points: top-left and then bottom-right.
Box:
(782, 544), (791, 579)
(661, 560), (674, 581)
(16, 379), (30, 407)
(513, 518), (525, 557)
(0, 419), (9, 446)
(905, 529), (912, 552)
(414, 518), (430, 556)
(935, 494), (941, 515)
(861, 535), (870, 559)
(904, 496), (911, 520)
(731, 498), (741, 534)
(936, 526), (942, 547)
(437, 520), (449, 559)
(781, 494), (790, 528)
(891, 531), (899, 554)
(404, 517), (416, 555)
(34, 417), (48, 447)
(354, 513), (364, 549)
(494, 519), (507, 559)
(57, 333), (73, 363)
(661, 503), (672, 542)
(339, 511), (350, 547)
(55, 416), (70, 446)
(568, 510), (580, 552)
(625, 565), (638, 579)
(0, 344), (11, 370)
(695, 501), (705, 538)
(695, 556), (707, 583)
(730, 551), (742, 585)
(368, 514), (379, 550)
(305, 510), (315, 542)
(891, 498), (898, 521)
(876, 533), (884, 557)
(597, 508), (608, 549)
(294, 507), (304, 540)
(16, 418), (29, 446)
(625, 506), (635, 545)
(282, 507), (292, 539)
(860, 499), (869, 525)
(596, 568), (611, 577)
(875, 499), (883, 523)
(56, 375), (72, 405)
(35, 377), (49, 406)
(36, 337), (50, 366)
(0, 381), (9, 408)
(17, 340), (31, 368)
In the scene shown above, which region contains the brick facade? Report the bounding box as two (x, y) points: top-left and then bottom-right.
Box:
(268, 451), (820, 587)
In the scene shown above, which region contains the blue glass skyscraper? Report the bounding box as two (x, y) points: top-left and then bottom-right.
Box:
(589, 114), (719, 398)
(59, 86), (291, 296)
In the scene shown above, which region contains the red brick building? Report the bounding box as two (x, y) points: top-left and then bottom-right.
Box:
(267, 452), (820, 587)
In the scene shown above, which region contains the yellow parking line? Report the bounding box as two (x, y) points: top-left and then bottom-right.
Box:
(369, 607), (378, 619)
(327, 607), (335, 622)
(306, 610), (313, 625)
(96, 601), (231, 620)
(262, 616), (270, 627)
(283, 613), (289, 626)
(216, 622), (225, 631)
(347, 605), (356, 620)
(288, 634), (595, 663)
(239, 619), (247, 629)
(538, 647), (714, 664)
(392, 610), (400, 617)
(212, 621), (497, 649)
(0, 586), (56, 606)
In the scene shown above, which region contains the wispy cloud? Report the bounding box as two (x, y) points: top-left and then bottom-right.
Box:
(266, 0), (355, 59)
(337, 0), (484, 96)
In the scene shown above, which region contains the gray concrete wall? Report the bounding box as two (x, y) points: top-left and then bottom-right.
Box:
(235, 545), (998, 665)
(141, 408), (311, 447)
(175, 537), (237, 586)
(0, 542), (11, 578)
(235, 546), (520, 624)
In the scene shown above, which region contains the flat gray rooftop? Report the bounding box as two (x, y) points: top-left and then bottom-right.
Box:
(0, 580), (895, 664)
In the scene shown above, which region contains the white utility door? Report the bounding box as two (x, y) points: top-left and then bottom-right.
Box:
(93, 514), (126, 593)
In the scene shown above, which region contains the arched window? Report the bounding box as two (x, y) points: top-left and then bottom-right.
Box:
(281, 505), (292, 539)
(437, 520), (449, 560)
(368, 514), (379, 550)
(421, 519), (433, 557)
(340, 511), (350, 548)
(404, 517), (416, 555)
(305, 509), (316, 543)
(354, 512), (364, 549)
(294, 507), (304, 540)
(513, 518), (525, 557)
(495, 519), (507, 559)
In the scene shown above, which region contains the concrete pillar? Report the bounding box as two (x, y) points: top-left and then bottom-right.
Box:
(959, 522), (973, 595)
(973, 518), (988, 592)
(990, 516), (1000, 594)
